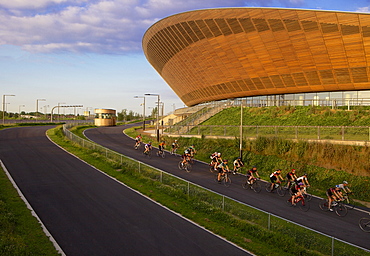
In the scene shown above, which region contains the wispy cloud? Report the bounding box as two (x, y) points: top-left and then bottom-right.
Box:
(0, 0), (306, 54)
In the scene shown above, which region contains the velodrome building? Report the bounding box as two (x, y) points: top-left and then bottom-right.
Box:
(143, 8), (370, 107)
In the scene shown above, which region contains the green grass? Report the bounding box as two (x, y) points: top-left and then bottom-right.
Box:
(53, 125), (369, 256)
(0, 165), (60, 256)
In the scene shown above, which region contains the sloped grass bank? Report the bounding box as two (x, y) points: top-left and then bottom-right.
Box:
(53, 126), (369, 256)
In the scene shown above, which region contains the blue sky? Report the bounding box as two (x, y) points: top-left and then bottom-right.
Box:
(1, 0), (370, 115)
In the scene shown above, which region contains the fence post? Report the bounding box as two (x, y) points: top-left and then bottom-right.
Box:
(160, 171), (162, 183)
(331, 237), (334, 256)
(222, 196), (225, 211)
(317, 126), (320, 140)
(268, 213), (271, 230)
(342, 126), (344, 141)
(188, 182), (190, 200)
(295, 126), (298, 140)
(138, 162), (140, 173)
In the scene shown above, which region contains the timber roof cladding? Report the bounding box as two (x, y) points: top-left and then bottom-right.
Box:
(142, 8), (370, 106)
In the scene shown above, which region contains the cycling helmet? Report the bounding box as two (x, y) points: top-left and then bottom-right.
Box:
(148, 141), (151, 144)
(223, 159), (228, 162)
(217, 153), (221, 157)
(175, 140), (177, 142)
(291, 169), (296, 172)
(343, 181), (348, 184)
(298, 182), (304, 186)
(237, 157), (241, 160)
(304, 173), (307, 176)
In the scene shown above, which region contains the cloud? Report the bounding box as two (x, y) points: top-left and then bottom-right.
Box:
(0, 0), (304, 54)
(356, 7), (370, 13)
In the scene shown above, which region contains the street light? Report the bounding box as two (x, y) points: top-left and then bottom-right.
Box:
(19, 104), (25, 119)
(58, 102), (65, 121)
(134, 96), (146, 130)
(36, 99), (46, 119)
(145, 93), (160, 142)
(2, 94), (15, 125)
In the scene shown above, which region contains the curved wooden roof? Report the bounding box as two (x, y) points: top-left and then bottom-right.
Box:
(142, 8), (370, 106)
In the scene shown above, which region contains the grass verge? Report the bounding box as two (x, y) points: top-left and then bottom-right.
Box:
(0, 165), (60, 256)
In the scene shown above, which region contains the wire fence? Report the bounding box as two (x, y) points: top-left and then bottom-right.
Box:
(62, 123), (369, 255)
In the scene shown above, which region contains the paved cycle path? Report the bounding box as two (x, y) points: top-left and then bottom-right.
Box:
(84, 124), (370, 251)
(0, 126), (250, 256)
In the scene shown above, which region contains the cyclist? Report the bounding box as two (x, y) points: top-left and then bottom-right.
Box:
(296, 173), (310, 187)
(289, 182), (305, 206)
(210, 152), (222, 171)
(181, 147), (192, 166)
(217, 159), (230, 183)
(326, 186), (343, 211)
(158, 141), (165, 156)
(143, 141), (152, 155)
(188, 145), (196, 159)
(335, 181), (352, 194)
(285, 169), (298, 189)
(233, 157), (244, 174)
(268, 169), (284, 191)
(134, 134), (142, 148)
(171, 140), (179, 154)
(246, 166), (260, 184)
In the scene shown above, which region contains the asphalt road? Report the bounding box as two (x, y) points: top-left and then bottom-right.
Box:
(0, 126), (250, 256)
(84, 124), (370, 251)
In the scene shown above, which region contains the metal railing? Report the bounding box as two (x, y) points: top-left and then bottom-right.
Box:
(62, 123), (369, 255)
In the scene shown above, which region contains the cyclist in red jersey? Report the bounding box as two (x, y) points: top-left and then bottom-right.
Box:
(246, 166), (260, 184)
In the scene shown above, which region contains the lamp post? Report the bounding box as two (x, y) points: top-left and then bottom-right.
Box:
(2, 94), (15, 125)
(134, 96), (146, 130)
(36, 99), (46, 119)
(145, 93), (160, 142)
(19, 104), (25, 119)
(58, 102), (65, 121)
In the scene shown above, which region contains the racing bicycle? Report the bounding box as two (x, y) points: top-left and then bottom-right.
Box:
(319, 199), (348, 217)
(359, 215), (370, 232)
(242, 177), (261, 193)
(178, 160), (192, 172)
(286, 194), (310, 212)
(265, 181), (286, 196)
(215, 171), (231, 187)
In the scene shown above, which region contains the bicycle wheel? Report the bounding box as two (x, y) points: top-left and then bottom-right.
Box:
(335, 203), (348, 217)
(251, 181), (261, 193)
(304, 193), (313, 202)
(299, 199), (310, 212)
(277, 186), (286, 197)
(184, 162), (192, 173)
(286, 197), (294, 207)
(209, 165), (216, 173)
(223, 176), (231, 187)
(161, 151), (165, 158)
(359, 218), (370, 232)
(265, 183), (273, 192)
(319, 199), (329, 211)
(242, 180), (249, 190)
(344, 197), (355, 210)
(178, 161), (184, 170)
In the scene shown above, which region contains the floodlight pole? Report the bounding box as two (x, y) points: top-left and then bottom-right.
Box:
(134, 96), (146, 130)
(145, 93), (160, 142)
(2, 94), (15, 125)
(36, 99), (46, 119)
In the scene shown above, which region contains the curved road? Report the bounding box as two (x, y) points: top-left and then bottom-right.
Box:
(84, 124), (370, 251)
(0, 126), (249, 256)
